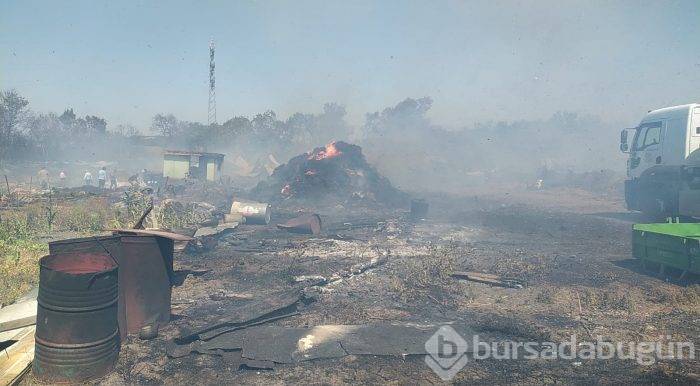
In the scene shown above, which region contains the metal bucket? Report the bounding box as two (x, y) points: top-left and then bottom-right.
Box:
(33, 253), (120, 383)
(231, 200), (272, 225)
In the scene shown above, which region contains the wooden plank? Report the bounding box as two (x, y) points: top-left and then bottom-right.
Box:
(0, 325), (35, 386)
(0, 328), (25, 344)
(0, 301), (36, 334)
(450, 271), (525, 289)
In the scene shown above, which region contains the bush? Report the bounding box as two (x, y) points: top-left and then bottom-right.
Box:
(54, 198), (114, 232)
(0, 211), (47, 305)
(0, 198), (113, 305)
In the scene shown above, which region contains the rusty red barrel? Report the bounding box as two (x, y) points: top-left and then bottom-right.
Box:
(48, 235), (127, 342)
(33, 253), (120, 383)
(119, 235), (172, 334)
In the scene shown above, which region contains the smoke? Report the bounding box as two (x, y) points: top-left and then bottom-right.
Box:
(357, 98), (625, 193)
(2, 86), (626, 195)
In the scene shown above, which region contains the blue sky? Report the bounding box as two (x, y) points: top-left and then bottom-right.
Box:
(1, 0), (699, 131)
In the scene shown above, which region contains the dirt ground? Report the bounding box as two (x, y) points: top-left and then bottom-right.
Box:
(19, 185), (700, 385)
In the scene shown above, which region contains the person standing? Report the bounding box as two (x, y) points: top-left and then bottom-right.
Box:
(109, 170), (117, 190)
(37, 166), (50, 189)
(83, 170), (93, 186)
(98, 167), (107, 189)
(59, 170), (66, 187)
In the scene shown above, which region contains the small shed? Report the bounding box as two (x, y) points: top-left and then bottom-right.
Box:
(163, 150), (224, 181)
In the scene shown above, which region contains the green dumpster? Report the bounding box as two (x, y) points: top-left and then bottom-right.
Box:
(632, 222), (700, 275)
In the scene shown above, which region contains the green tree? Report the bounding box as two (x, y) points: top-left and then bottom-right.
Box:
(28, 112), (63, 159)
(58, 108), (76, 127)
(151, 113), (180, 136)
(0, 90), (30, 157)
(364, 97), (432, 135)
(221, 116), (252, 139)
(85, 115), (107, 136)
(113, 123), (140, 137)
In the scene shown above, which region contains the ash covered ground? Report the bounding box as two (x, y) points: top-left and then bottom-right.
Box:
(41, 174), (697, 385)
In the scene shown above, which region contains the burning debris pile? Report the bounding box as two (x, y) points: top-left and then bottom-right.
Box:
(251, 141), (403, 204)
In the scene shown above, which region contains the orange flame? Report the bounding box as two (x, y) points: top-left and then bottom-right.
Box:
(308, 142), (342, 161)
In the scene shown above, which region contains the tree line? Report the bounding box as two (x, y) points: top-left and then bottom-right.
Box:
(148, 102), (352, 161)
(2, 88), (618, 179)
(0, 90), (113, 161)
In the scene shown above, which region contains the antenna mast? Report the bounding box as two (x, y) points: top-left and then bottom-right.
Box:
(208, 38), (217, 125)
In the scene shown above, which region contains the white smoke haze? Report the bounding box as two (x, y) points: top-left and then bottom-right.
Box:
(0, 88), (628, 195)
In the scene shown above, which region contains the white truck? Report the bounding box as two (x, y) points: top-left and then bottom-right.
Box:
(620, 103), (700, 216)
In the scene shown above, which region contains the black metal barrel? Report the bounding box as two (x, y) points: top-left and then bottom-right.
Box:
(33, 253), (120, 384)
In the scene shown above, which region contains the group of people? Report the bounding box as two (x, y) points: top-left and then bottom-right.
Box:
(82, 167), (118, 190)
(36, 165), (131, 191)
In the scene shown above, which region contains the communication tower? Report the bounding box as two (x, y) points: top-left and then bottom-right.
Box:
(208, 38), (216, 125)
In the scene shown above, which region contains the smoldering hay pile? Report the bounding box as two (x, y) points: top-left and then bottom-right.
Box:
(251, 141), (404, 205)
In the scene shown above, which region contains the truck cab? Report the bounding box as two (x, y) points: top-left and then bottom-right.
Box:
(621, 103), (700, 216)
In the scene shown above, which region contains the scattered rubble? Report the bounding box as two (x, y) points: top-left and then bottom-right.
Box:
(277, 213), (322, 235)
(297, 252), (390, 299)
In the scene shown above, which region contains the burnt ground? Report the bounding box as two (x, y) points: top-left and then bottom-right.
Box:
(22, 186), (700, 385)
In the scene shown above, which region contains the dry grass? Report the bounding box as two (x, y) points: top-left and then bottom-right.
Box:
(490, 250), (554, 280)
(578, 287), (635, 313)
(54, 198), (117, 232)
(649, 285), (700, 308)
(675, 285), (700, 305)
(1, 198), (116, 235)
(535, 287), (557, 304)
(389, 242), (461, 302)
